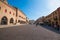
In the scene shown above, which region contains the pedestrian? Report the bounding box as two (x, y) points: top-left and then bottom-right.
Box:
(36, 23), (37, 26)
(36, 23), (39, 27)
(57, 25), (60, 31)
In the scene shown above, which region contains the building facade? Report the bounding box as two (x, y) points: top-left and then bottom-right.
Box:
(35, 16), (45, 24)
(44, 7), (60, 28)
(0, 0), (29, 25)
(35, 7), (60, 30)
(17, 9), (28, 24)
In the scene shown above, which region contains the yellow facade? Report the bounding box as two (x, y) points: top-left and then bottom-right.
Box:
(0, 0), (29, 25)
(35, 7), (60, 29)
(17, 9), (28, 24)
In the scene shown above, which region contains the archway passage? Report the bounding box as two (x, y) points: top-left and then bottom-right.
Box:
(18, 20), (20, 23)
(10, 18), (14, 24)
(1, 16), (8, 25)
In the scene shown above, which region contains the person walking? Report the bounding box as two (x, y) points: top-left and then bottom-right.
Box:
(57, 25), (60, 31)
(36, 23), (39, 27)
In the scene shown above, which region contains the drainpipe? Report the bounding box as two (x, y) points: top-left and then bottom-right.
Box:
(15, 7), (18, 24)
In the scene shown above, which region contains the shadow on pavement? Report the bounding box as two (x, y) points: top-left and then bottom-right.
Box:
(0, 24), (27, 29)
(40, 25), (60, 34)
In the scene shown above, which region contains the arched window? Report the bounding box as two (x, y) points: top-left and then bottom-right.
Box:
(18, 20), (20, 23)
(9, 11), (11, 14)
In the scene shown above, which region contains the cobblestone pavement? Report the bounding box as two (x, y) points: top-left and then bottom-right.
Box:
(0, 24), (60, 40)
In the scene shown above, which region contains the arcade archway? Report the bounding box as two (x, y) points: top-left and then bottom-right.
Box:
(10, 18), (14, 24)
(1, 16), (8, 25)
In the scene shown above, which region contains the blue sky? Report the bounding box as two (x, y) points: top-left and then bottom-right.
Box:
(7, 0), (60, 20)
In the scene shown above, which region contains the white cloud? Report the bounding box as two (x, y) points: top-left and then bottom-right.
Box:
(47, 0), (60, 13)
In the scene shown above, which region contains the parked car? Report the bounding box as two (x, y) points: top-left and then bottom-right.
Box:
(39, 22), (44, 25)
